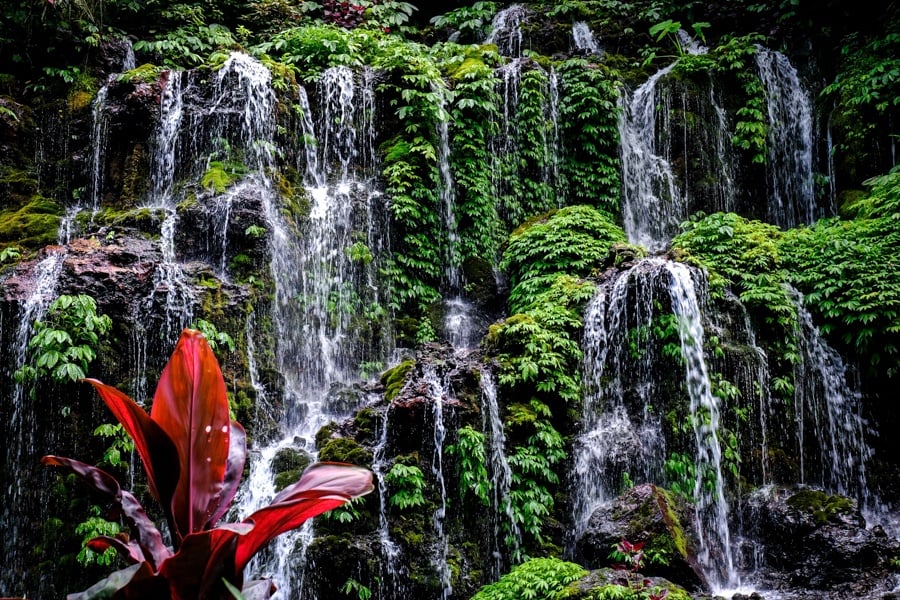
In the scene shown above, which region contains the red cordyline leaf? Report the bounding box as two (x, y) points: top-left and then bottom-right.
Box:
(234, 462), (374, 571)
(151, 329), (232, 541)
(82, 379), (180, 515)
(41, 456), (171, 570)
(206, 421), (246, 529)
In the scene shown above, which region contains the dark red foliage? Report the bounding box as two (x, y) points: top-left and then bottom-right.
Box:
(43, 329), (373, 599)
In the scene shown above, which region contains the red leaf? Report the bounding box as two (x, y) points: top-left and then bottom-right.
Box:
(41, 456), (171, 569)
(150, 329), (231, 540)
(205, 421), (246, 529)
(78, 382), (180, 513)
(159, 527), (251, 600)
(66, 562), (160, 600)
(87, 536), (145, 565)
(234, 463), (373, 571)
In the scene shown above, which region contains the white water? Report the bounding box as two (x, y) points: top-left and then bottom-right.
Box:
(487, 4), (528, 58)
(572, 21), (601, 54)
(424, 366), (452, 599)
(573, 259), (738, 590)
(435, 81), (461, 291)
(756, 47), (816, 228)
(373, 404), (404, 597)
(619, 64), (682, 251)
(480, 369), (521, 570)
(665, 261), (737, 591)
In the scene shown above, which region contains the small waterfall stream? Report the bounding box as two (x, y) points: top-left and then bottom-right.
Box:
(572, 21), (601, 54)
(423, 365), (452, 600)
(572, 258), (737, 590)
(756, 47), (816, 228)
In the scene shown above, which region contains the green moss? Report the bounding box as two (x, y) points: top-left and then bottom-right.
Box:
(0, 196), (62, 247)
(117, 63), (164, 84)
(786, 489), (854, 524)
(353, 406), (377, 440)
(381, 359), (414, 401)
(318, 436), (372, 467)
(201, 160), (247, 194)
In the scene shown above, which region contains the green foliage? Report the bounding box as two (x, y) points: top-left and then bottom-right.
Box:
(447, 425), (490, 506)
(673, 212), (796, 344)
(821, 22), (900, 163)
(244, 224), (267, 238)
(75, 505), (120, 567)
(673, 34), (769, 164)
(471, 557), (586, 600)
(341, 577), (372, 600)
(507, 415), (566, 546)
(430, 2), (497, 40)
(93, 422), (135, 470)
(781, 170), (900, 373)
(663, 452), (696, 501)
(133, 6), (238, 69)
(557, 58), (622, 210)
(1, 245), (21, 262)
(191, 319), (236, 354)
(15, 294), (112, 390)
(385, 462), (427, 510)
(503, 205), (628, 313)
(201, 160), (247, 193)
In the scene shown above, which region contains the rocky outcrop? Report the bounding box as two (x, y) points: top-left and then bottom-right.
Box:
(574, 484), (708, 592)
(741, 486), (900, 598)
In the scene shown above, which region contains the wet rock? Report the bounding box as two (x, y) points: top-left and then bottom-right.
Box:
(561, 567), (696, 599)
(574, 483), (708, 592)
(742, 485), (900, 597)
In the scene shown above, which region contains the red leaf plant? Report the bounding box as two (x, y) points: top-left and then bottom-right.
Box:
(42, 329), (374, 599)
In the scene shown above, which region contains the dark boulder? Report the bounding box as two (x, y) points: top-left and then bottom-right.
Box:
(574, 483), (709, 592)
(741, 485), (900, 598)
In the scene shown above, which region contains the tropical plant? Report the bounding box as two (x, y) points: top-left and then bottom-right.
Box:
(15, 294), (112, 388)
(43, 328), (373, 599)
(384, 462), (428, 510)
(470, 557), (586, 600)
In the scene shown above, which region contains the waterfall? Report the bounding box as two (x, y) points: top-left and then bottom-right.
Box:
(792, 296), (871, 500)
(572, 21), (601, 54)
(435, 82), (461, 291)
(480, 369), (521, 571)
(665, 262), (736, 591)
(444, 297), (478, 352)
(373, 404), (405, 598)
(572, 259), (738, 590)
(88, 84), (109, 211)
(619, 64), (682, 251)
(755, 47), (816, 228)
(215, 57), (390, 596)
(142, 69), (195, 338)
(487, 4), (528, 58)
(422, 366), (452, 600)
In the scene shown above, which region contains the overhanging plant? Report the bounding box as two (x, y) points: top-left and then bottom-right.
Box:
(42, 328), (374, 599)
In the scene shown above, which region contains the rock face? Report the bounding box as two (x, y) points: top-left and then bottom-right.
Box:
(741, 486), (900, 598)
(574, 484), (708, 592)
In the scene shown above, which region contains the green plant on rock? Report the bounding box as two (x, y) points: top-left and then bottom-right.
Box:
(430, 2), (497, 40)
(15, 294), (112, 391)
(557, 58), (622, 211)
(781, 169), (900, 374)
(191, 318), (235, 355)
(385, 462), (427, 510)
(471, 557), (586, 600)
(132, 5), (238, 68)
(502, 205), (628, 314)
(447, 425), (490, 506)
(340, 577), (372, 600)
(200, 160), (247, 194)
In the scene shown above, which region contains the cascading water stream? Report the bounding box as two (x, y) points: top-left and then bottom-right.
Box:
(572, 259), (738, 590)
(423, 366), (452, 600)
(572, 21), (601, 54)
(1, 251), (66, 594)
(479, 369), (521, 571)
(373, 402), (404, 598)
(755, 47), (816, 228)
(487, 4), (527, 58)
(619, 64), (682, 251)
(142, 69), (195, 337)
(665, 261), (737, 591)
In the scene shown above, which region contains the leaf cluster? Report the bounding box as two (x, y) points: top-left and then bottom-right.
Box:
(384, 462), (428, 510)
(15, 294), (112, 388)
(446, 425), (490, 506)
(471, 557), (586, 600)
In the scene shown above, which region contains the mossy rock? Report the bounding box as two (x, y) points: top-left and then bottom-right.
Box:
(0, 196), (62, 247)
(786, 489), (855, 525)
(555, 567), (695, 600)
(353, 406), (377, 442)
(381, 359), (414, 402)
(271, 447), (311, 475)
(318, 436), (373, 467)
(117, 64), (164, 85)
